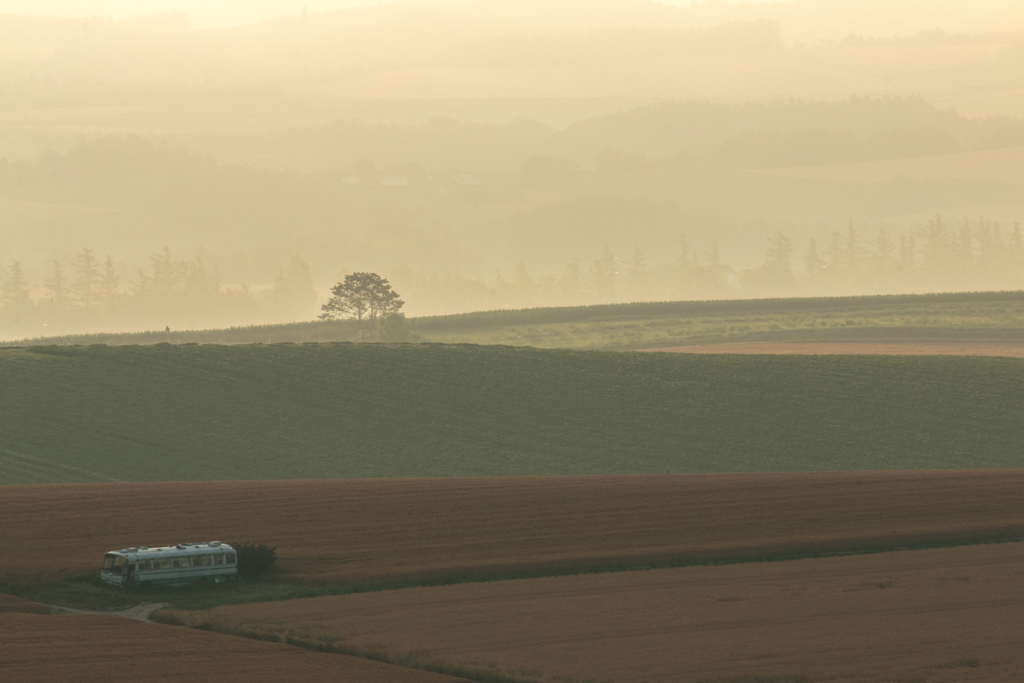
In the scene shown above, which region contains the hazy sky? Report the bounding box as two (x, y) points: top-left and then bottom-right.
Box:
(0, 1), (380, 28)
(0, 1), (771, 30)
(1, 1), (1022, 37)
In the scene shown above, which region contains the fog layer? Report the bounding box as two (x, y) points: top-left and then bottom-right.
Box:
(3, 0), (1024, 338)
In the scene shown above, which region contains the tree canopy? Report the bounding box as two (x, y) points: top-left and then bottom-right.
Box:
(319, 272), (404, 327)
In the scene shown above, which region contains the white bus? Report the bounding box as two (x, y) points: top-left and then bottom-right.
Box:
(100, 542), (237, 587)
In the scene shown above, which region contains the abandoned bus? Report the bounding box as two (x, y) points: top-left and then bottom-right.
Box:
(100, 542), (237, 587)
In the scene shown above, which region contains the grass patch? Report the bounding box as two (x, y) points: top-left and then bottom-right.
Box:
(2, 575), (348, 612)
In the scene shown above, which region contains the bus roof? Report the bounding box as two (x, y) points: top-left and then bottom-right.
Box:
(104, 542), (234, 561)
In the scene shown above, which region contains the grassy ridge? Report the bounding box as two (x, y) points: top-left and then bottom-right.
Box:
(411, 290), (1024, 331)
(1, 343), (1023, 485)
(5, 290), (1024, 349)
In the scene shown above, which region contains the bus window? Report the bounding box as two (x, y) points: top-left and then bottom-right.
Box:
(194, 555), (212, 566)
(156, 558), (172, 570)
(225, 553), (236, 564)
(211, 554), (222, 565)
(138, 560), (152, 571)
(172, 557), (191, 569)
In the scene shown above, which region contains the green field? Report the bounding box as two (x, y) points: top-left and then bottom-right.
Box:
(1, 342), (1022, 485)
(8, 291), (1024, 349)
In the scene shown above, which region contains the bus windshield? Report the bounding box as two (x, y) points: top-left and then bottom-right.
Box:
(102, 555), (127, 571)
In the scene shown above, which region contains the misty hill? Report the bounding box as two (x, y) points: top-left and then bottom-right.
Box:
(2, 343), (1023, 485)
(8, 96), (1009, 176)
(6, 98), (1024, 275)
(231, 96), (1021, 172)
(7, 97), (1019, 177)
(5, 109), (1024, 340)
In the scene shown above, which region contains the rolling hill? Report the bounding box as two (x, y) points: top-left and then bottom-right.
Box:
(1, 342), (1023, 484)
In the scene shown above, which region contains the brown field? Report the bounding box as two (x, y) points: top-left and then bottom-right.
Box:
(0, 594), (49, 615)
(2, 472), (1024, 586)
(0, 613), (465, 683)
(171, 542), (1024, 683)
(649, 341), (1024, 356)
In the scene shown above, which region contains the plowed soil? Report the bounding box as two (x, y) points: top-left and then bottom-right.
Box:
(0, 594), (49, 615)
(650, 341), (1024, 356)
(174, 542), (1024, 683)
(0, 613), (465, 683)
(2, 472), (1024, 586)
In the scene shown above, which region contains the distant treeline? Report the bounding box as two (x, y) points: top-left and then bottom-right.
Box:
(0, 248), (317, 340)
(4, 213), (1024, 340)
(390, 214), (1024, 317)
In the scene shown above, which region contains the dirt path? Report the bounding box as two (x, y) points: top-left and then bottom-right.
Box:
(50, 602), (167, 621)
(646, 341), (1024, 356)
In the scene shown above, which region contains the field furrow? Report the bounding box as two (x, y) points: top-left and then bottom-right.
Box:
(0, 613), (466, 683)
(2, 472), (1022, 585)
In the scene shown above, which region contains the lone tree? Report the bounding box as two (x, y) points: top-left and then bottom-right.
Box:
(320, 272), (404, 330)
